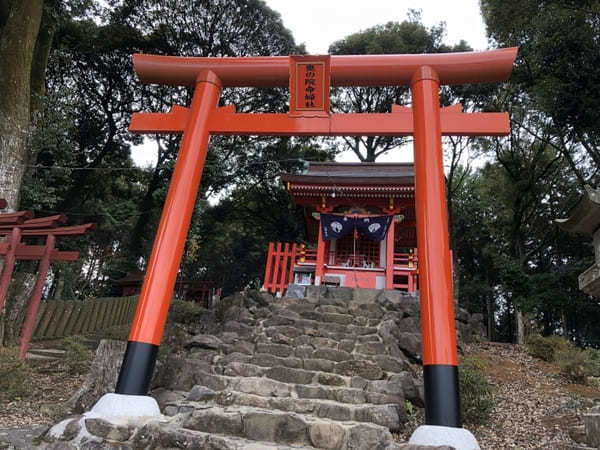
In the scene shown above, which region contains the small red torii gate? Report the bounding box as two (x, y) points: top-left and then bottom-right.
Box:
(117, 49), (517, 432)
(0, 206), (94, 358)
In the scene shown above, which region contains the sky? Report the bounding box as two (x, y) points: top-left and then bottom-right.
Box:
(132, 0), (489, 166)
(263, 0), (489, 53)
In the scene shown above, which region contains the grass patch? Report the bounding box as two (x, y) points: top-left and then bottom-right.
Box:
(56, 335), (93, 375)
(459, 356), (494, 426)
(526, 334), (600, 385)
(168, 299), (207, 325)
(0, 347), (33, 401)
(525, 334), (570, 362)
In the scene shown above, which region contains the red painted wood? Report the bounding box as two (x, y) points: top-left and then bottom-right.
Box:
(0, 211), (34, 225)
(133, 48), (517, 88)
(411, 66), (458, 366)
(279, 243), (290, 295)
(127, 70), (222, 346)
(0, 228), (21, 314)
(0, 223), (95, 236)
(0, 214), (67, 230)
(386, 222), (395, 289)
(263, 242), (275, 292)
(0, 243), (78, 260)
(271, 243), (282, 295)
(288, 244), (297, 286)
(132, 109), (509, 137)
(18, 234), (55, 359)
(315, 228), (326, 285)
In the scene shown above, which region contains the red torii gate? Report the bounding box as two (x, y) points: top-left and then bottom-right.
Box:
(119, 49), (517, 431)
(0, 208), (94, 358)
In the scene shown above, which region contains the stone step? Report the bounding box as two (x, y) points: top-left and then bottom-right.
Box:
(277, 299), (389, 323)
(262, 315), (378, 340)
(190, 371), (404, 406)
(217, 359), (394, 390)
(299, 310), (356, 325)
(132, 421), (318, 449)
(200, 390), (404, 429)
(180, 405), (395, 449)
(263, 325), (383, 350)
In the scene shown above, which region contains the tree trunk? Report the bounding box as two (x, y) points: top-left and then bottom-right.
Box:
(68, 339), (126, 414)
(515, 308), (525, 345)
(561, 309), (569, 340)
(0, 0), (44, 209)
(486, 295), (495, 341)
(0, 271), (36, 345)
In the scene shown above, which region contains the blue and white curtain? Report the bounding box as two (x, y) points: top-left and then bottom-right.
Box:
(320, 214), (392, 241)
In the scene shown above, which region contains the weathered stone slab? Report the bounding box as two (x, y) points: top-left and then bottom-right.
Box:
(184, 334), (224, 350)
(84, 418), (134, 442)
(309, 422), (346, 449)
(313, 348), (352, 362)
(243, 411), (309, 445)
(354, 404), (404, 430)
(251, 353), (303, 369)
(231, 377), (292, 398)
(183, 408), (243, 436)
(266, 366), (316, 385)
(187, 385), (217, 402)
(303, 358), (335, 373)
(317, 372), (346, 386)
(334, 360), (384, 380)
(223, 362), (265, 378)
(345, 423), (394, 450)
(255, 342), (294, 358)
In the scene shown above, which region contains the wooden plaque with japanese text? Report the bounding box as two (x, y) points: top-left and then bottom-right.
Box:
(289, 55), (330, 116)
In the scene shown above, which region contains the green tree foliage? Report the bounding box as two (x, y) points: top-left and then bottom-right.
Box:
(20, 0), (325, 299)
(328, 11), (473, 162)
(106, 0), (315, 271)
(481, 0), (600, 181)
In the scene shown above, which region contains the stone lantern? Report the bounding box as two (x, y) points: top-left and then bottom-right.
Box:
(556, 185), (600, 296)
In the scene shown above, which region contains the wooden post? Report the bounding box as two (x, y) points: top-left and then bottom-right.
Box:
(288, 243), (297, 286)
(315, 226), (326, 286)
(279, 243), (290, 295)
(271, 242), (282, 295)
(385, 220), (395, 289)
(18, 234), (55, 359)
(263, 242), (275, 292)
(0, 227), (21, 313)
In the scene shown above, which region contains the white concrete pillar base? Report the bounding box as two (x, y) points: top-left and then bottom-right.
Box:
(409, 425), (480, 450)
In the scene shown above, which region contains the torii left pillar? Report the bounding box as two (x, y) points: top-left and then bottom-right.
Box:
(115, 70), (221, 394)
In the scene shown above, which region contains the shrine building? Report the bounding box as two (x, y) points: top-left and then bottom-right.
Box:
(262, 161), (418, 296)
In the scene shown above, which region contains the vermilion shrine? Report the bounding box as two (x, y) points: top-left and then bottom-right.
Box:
(119, 48), (517, 438)
(263, 162), (419, 296)
(0, 203), (94, 358)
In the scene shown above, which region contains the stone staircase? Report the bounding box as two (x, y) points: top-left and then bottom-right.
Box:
(147, 287), (447, 449)
(44, 286), (480, 449)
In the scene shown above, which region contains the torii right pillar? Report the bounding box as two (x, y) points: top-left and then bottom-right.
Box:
(409, 66), (477, 447)
(411, 65), (460, 425)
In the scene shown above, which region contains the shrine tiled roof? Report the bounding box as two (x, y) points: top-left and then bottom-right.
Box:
(281, 162), (414, 186)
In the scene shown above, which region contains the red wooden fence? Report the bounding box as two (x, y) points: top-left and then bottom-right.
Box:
(262, 242), (298, 296)
(263, 242), (419, 296)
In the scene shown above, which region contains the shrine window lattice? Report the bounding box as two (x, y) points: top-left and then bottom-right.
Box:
(332, 233), (381, 268)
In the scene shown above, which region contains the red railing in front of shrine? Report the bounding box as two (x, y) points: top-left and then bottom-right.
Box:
(392, 248), (419, 292)
(262, 241), (418, 296)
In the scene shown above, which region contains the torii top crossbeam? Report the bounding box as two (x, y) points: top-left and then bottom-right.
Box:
(133, 48), (517, 87)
